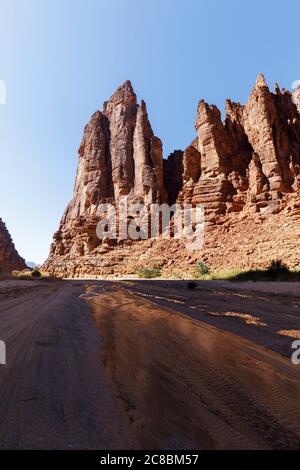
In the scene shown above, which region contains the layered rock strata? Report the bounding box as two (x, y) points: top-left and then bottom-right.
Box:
(44, 76), (300, 277)
(180, 74), (300, 225)
(50, 81), (167, 260)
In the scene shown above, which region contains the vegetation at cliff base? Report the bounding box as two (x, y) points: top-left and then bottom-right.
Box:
(192, 260), (300, 282)
(137, 267), (162, 279)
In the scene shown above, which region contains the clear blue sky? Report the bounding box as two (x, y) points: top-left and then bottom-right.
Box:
(0, 0), (299, 264)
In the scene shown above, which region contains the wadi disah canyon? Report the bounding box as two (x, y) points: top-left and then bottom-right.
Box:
(2, 75), (300, 453)
(2, 74), (300, 277)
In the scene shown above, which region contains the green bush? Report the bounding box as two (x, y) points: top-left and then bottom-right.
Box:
(31, 269), (42, 278)
(195, 261), (210, 277)
(137, 268), (161, 279)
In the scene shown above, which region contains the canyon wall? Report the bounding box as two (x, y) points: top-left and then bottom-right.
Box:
(43, 76), (300, 277)
(0, 219), (26, 273)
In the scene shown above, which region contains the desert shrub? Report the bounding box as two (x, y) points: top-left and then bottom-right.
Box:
(228, 260), (298, 282)
(166, 269), (187, 279)
(31, 269), (42, 278)
(12, 269), (42, 280)
(266, 259), (290, 275)
(210, 268), (245, 280)
(196, 262), (210, 275)
(137, 267), (161, 279)
(16, 270), (32, 278)
(195, 261), (210, 277)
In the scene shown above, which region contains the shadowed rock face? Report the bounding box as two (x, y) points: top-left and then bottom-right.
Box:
(0, 219), (26, 273)
(44, 76), (300, 277)
(163, 150), (184, 205)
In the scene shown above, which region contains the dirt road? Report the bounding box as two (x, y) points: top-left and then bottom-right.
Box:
(0, 280), (300, 449)
(0, 282), (138, 449)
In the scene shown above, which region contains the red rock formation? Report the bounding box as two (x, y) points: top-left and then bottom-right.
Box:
(182, 143), (201, 184)
(133, 100), (167, 203)
(44, 76), (300, 278)
(0, 219), (26, 273)
(242, 75), (297, 193)
(46, 81), (166, 262)
(185, 73), (300, 222)
(103, 80), (136, 197)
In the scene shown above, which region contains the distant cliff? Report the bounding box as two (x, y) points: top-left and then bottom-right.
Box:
(0, 219), (26, 273)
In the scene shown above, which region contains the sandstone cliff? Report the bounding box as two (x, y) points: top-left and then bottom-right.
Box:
(50, 81), (167, 261)
(43, 76), (300, 277)
(181, 74), (300, 224)
(0, 219), (26, 273)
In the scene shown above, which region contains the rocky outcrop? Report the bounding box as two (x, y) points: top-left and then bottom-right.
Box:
(181, 73), (300, 223)
(0, 219), (26, 273)
(133, 99), (167, 203)
(44, 76), (300, 278)
(242, 75), (299, 193)
(182, 143), (201, 184)
(46, 81), (166, 261)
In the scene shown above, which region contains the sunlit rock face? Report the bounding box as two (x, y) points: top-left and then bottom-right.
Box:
(44, 76), (300, 278)
(177, 73), (300, 224)
(45, 81), (167, 261)
(0, 218), (26, 273)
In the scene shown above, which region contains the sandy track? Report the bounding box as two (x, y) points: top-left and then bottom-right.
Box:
(0, 282), (137, 449)
(117, 280), (300, 357)
(0, 280), (300, 449)
(87, 282), (300, 450)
